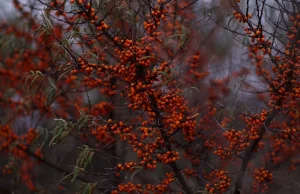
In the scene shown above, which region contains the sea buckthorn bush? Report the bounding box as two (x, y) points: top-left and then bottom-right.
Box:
(0, 0), (299, 194)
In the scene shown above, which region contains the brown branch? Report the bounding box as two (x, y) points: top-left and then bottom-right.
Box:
(233, 64), (296, 194)
(149, 95), (192, 194)
(233, 108), (278, 194)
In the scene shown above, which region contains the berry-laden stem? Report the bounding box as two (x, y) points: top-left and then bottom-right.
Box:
(233, 109), (277, 194)
(234, 69), (295, 194)
(149, 95), (192, 194)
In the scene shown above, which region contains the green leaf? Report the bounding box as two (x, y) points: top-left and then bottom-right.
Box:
(157, 71), (171, 78)
(130, 166), (143, 182)
(58, 69), (71, 81)
(48, 76), (57, 90)
(35, 127), (49, 147)
(42, 13), (53, 30)
(49, 119), (71, 146)
(82, 182), (97, 194)
(28, 74), (41, 90)
(76, 145), (94, 169)
(45, 87), (56, 106)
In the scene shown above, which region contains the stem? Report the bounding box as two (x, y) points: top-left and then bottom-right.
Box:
(149, 95), (192, 194)
(234, 69), (294, 193)
(233, 109), (277, 194)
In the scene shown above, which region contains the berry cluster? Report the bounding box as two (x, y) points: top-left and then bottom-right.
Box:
(185, 53), (209, 84)
(111, 172), (175, 193)
(182, 167), (197, 178)
(223, 129), (250, 151)
(144, 2), (167, 37)
(157, 150), (179, 164)
(113, 38), (155, 68)
(205, 170), (231, 193)
(91, 102), (113, 116)
(0, 126), (40, 191)
(233, 10), (252, 23)
(289, 159), (300, 171)
(252, 168), (273, 193)
(213, 146), (232, 160)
